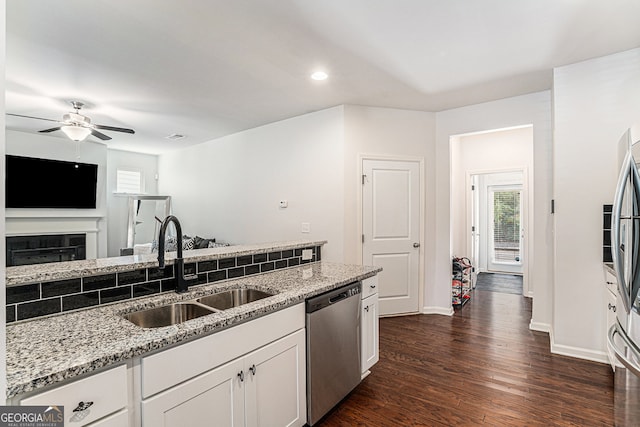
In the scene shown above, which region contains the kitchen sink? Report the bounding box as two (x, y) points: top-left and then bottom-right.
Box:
(124, 302), (216, 328)
(123, 288), (276, 328)
(196, 288), (275, 310)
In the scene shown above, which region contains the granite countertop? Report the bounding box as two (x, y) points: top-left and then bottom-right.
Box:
(6, 261), (381, 399)
(6, 239), (328, 286)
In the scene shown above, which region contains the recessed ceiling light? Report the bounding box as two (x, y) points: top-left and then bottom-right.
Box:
(311, 71), (328, 81)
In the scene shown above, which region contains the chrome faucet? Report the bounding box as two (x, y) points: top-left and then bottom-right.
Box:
(157, 215), (197, 293)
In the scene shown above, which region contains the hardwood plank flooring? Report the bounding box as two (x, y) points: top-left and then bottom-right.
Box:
(317, 290), (614, 426)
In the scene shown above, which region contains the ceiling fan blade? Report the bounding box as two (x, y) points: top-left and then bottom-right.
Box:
(94, 124), (135, 134)
(7, 113), (61, 123)
(90, 129), (112, 141)
(39, 127), (62, 133)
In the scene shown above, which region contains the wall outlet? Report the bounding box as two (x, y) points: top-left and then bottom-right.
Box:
(302, 249), (313, 261)
(301, 222), (311, 233)
(279, 200), (288, 208)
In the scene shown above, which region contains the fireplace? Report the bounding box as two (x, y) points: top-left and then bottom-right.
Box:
(6, 234), (87, 267)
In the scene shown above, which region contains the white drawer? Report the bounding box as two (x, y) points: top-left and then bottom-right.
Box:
(21, 365), (128, 426)
(362, 276), (379, 299)
(87, 409), (129, 427)
(605, 270), (617, 295)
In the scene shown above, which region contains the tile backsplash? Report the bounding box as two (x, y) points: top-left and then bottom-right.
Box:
(6, 246), (321, 323)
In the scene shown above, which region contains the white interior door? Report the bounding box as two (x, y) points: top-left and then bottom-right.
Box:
(362, 159), (420, 316)
(470, 175), (480, 274)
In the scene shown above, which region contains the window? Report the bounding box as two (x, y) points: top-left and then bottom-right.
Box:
(116, 169), (143, 194)
(492, 190), (521, 263)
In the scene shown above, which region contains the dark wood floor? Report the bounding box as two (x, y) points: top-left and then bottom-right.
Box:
(317, 290), (614, 426)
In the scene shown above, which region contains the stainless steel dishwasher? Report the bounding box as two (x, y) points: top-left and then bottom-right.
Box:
(306, 281), (361, 426)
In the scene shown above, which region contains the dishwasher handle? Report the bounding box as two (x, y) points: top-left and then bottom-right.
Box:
(329, 292), (348, 304)
(306, 281), (361, 313)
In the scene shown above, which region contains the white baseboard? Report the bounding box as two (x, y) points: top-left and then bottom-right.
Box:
(529, 321), (551, 333)
(547, 326), (608, 364)
(550, 342), (609, 364)
(422, 306), (454, 316)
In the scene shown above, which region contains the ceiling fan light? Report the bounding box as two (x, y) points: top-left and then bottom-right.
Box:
(61, 125), (91, 141)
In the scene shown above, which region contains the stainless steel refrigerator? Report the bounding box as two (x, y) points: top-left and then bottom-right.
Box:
(609, 125), (640, 426)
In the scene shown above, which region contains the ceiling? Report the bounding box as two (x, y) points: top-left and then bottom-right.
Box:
(6, 0), (640, 155)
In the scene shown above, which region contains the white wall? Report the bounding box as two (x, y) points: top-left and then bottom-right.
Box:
(158, 106), (345, 261)
(450, 127), (533, 277)
(106, 149), (159, 256)
(342, 105), (436, 310)
(552, 48), (640, 361)
(435, 91), (553, 331)
(5, 130), (109, 257)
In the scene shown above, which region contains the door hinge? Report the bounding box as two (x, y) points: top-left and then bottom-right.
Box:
(471, 226), (475, 232)
(471, 184), (475, 191)
(362, 234), (365, 243)
(362, 174), (366, 185)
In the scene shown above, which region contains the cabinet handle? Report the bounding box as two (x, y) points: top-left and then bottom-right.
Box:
(73, 401), (94, 412)
(370, 284), (376, 289)
(238, 370), (244, 382)
(609, 303), (617, 312)
(364, 305), (369, 312)
(607, 281), (616, 285)
(249, 364), (256, 376)
(413, 243), (420, 248)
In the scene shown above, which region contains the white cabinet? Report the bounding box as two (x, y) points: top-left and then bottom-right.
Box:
(141, 304), (306, 427)
(244, 329), (306, 427)
(18, 365), (128, 427)
(605, 268), (619, 371)
(361, 276), (379, 377)
(142, 330), (305, 427)
(87, 410), (130, 427)
(142, 358), (244, 427)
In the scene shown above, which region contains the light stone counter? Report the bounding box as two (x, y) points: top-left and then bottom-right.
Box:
(6, 261), (381, 399)
(6, 239), (328, 286)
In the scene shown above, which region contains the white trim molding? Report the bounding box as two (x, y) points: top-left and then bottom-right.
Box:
(6, 216), (104, 259)
(423, 306), (454, 316)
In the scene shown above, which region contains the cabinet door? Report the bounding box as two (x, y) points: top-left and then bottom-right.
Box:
(244, 329), (306, 427)
(86, 410), (128, 427)
(142, 358), (244, 427)
(361, 293), (379, 375)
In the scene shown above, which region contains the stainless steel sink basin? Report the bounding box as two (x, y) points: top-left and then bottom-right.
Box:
(196, 288), (274, 310)
(124, 302), (216, 328)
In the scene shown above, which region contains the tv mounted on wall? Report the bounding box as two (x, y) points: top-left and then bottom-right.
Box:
(6, 155), (98, 209)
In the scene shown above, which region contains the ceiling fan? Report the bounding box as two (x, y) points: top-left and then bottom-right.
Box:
(7, 101), (135, 142)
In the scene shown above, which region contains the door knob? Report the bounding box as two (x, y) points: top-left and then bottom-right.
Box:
(413, 243), (420, 248)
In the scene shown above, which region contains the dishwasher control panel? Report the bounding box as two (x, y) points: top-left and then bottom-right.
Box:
(305, 282), (361, 313)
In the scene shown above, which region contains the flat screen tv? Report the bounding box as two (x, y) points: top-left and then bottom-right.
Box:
(6, 155), (98, 209)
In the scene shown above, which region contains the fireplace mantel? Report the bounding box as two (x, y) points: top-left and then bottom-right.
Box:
(5, 214), (104, 259)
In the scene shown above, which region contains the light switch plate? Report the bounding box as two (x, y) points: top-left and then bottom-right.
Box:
(301, 222), (310, 233)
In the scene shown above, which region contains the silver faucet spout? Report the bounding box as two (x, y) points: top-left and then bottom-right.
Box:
(157, 215), (192, 293)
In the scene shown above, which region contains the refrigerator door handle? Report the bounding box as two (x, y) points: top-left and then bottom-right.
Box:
(612, 150), (635, 313)
(608, 323), (640, 377)
(630, 160), (640, 306)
